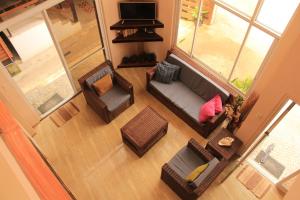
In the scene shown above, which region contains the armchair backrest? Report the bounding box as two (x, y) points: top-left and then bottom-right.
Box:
(78, 60), (114, 90)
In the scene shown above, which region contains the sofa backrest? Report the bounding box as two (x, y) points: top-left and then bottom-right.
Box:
(165, 54), (230, 103)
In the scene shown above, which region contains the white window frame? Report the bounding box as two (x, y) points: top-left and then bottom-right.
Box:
(174, 0), (290, 95)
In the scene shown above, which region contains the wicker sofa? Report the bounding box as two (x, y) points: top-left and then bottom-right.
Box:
(146, 53), (231, 138)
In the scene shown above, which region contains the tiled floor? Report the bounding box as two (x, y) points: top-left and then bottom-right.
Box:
(248, 104), (300, 183)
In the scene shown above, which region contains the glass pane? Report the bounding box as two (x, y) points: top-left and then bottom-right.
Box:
(1, 14), (74, 115)
(257, 0), (300, 33)
(47, 0), (106, 91)
(220, 0), (258, 16)
(71, 50), (105, 91)
(0, 0), (46, 22)
(230, 27), (274, 93)
(192, 6), (248, 78)
(47, 0), (104, 67)
(176, 0), (200, 54)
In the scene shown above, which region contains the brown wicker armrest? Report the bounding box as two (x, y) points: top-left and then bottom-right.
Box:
(162, 163), (193, 193)
(83, 89), (107, 110)
(187, 139), (214, 161)
(194, 159), (228, 195)
(114, 71), (133, 93)
(146, 66), (157, 83)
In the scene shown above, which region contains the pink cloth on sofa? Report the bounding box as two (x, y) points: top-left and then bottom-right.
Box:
(214, 94), (223, 113)
(0, 101), (72, 200)
(199, 98), (216, 123)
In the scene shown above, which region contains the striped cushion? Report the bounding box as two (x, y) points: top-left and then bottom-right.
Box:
(86, 66), (113, 89)
(162, 61), (181, 81)
(154, 63), (175, 84)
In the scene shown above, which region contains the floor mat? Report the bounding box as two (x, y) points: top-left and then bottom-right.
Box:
(50, 101), (79, 127)
(237, 165), (272, 199)
(6, 63), (21, 77)
(38, 93), (64, 114)
(255, 150), (285, 179)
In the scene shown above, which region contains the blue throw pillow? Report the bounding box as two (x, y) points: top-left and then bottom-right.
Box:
(154, 63), (174, 84)
(162, 61), (181, 81)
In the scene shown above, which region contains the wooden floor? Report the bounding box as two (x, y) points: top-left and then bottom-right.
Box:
(33, 67), (283, 200)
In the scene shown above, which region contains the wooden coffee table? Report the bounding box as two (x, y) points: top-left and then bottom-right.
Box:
(121, 106), (168, 157)
(206, 128), (242, 160)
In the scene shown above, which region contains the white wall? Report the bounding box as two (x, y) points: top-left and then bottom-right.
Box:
(0, 138), (40, 200)
(9, 16), (54, 61)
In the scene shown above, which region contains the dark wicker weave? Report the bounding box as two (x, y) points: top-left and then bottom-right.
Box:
(146, 51), (231, 138)
(161, 139), (228, 200)
(121, 106), (168, 157)
(79, 61), (134, 123)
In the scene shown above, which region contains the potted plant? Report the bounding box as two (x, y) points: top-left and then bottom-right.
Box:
(192, 6), (209, 25)
(224, 95), (244, 132)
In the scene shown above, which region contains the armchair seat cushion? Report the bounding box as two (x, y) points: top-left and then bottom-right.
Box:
(168, 146), (220, 189)
(99, 85), (130, 112)
(168, 146), (206, 179)
(190, 158), (219, 188)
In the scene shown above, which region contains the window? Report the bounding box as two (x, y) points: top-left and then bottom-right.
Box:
(176, 0), (299, 93)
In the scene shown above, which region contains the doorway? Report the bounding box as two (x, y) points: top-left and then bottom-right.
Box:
(0, 0), (107, 117)
(246, 100), (300, 184)
(1, 13), (75, 116)
(46, 0), (106, 91)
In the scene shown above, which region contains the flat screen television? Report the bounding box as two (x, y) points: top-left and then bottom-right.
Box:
(119, 2), (157, 20)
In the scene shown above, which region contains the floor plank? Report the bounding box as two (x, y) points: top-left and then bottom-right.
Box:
(34, 67), (283, 200)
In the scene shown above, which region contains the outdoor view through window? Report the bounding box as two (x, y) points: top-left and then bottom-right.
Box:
(177, 0), (299, 93)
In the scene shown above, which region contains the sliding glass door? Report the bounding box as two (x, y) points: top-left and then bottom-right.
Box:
(46, 0), (106, 91)
(1, 13), (75, 116)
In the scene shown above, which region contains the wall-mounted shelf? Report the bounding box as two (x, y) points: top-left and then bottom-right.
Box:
(110, 19), (163, 68)
(118, 61), (157, 68)
(110, 20), (164, 30)
(112, 31), (163, 43)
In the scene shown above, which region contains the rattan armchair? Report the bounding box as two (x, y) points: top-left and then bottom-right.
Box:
(161, 139), (228, 200)
(78, 61), (134, 123)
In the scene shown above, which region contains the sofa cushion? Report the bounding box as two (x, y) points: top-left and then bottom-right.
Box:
(162, 61), (181, 81)
(154, 63), (175, 83)
(150, 80), (205, 121)
(99, 85), (130, 112)
(168, 146), (206, 179)
(86, 66), (113, 89)
(165, 54), (230, 103)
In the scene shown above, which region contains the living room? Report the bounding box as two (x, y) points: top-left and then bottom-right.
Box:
(1, 1), (300, 200)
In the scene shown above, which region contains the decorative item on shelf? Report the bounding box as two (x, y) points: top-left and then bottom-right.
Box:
(218, 136), (235, 147)
(121, 29), (138, 38)
(119, 52), (157, 68)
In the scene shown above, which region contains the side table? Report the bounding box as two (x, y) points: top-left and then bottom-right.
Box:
(206, 128), (242, 160)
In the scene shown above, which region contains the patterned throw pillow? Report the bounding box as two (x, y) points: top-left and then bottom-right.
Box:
(154, 63), (175, 84)
(162, 61), (181, 81)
